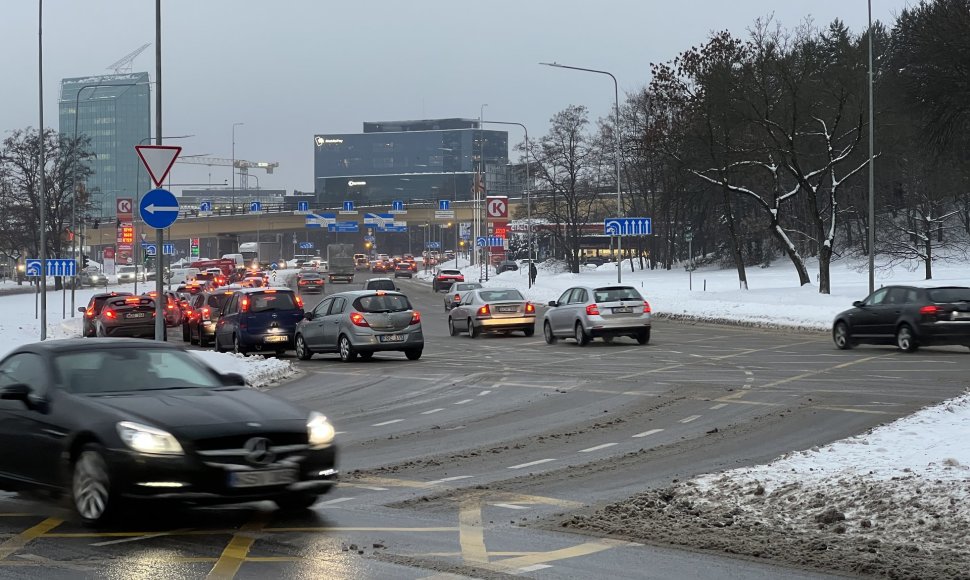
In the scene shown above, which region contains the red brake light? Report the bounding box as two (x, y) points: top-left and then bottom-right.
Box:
(643, 301), (652, 313)
(477, 304), (491, 317)
(586, 304), (600, 316)
(454, 293), (461, 302)
(350, 312), (369, 327)
(240, 297), (250, 312)
(295, 295), (304, 309)
(201, 307), (211, 321)
(410, 311), (421, 325)
(103, 309), (116, 319)
(920, 305), (939, 315)
(525, 302), (535, 314)
(85, 308), (95, 318)
(125, 297), (141, 304)
(299, 280), (308, 285)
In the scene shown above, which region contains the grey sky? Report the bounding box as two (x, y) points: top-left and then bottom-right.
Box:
(1, 0), (909, 194)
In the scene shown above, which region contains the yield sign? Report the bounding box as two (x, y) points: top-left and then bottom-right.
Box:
(135, 145), (182, 187)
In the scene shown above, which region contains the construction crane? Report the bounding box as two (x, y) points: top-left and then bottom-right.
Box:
(175, 157), (279, 189)
(107, 43), (151, 74)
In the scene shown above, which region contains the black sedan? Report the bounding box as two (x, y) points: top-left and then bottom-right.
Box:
(832, 285), (970, 352)
(0, 339), (338, 525)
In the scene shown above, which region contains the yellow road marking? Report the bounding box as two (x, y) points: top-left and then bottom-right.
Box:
(0, 517), (62, 561)
(206, 512), (268, 579)
(458, 499), (488, 565)
(493, 538), (634, 570)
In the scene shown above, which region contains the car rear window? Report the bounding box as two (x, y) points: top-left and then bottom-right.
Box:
(456, 283), (482, 291)
(480, 289), (524, 302)
(594, 287), (643, 302)
(207, 293), (233, 310)
(353, 294), (411, 313)
(248, 291), (298, 312)
(927, 288), (970, 303)
(107, 297), (154, 309)
(439, 270), (461, 276)
(366, 279), (396, 291)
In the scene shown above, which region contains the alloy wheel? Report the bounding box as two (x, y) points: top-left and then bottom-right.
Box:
(897, 325), (918, 352)
(833, 323), (852, 350)
(544, 322), (558, 344)
(296, 335), (312, 360)
(73, 450), (110, 523)
(575, 323), (589, 346)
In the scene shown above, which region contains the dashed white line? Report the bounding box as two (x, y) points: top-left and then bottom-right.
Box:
(454, 399), (473, 405)
(679, 415), (702, 423)
(421, 408), (445, 415)
(744, 370), (754, 376)
(478, 390), (492, 396)
(632, 428), (664, 438)
(356, 486), (389, 491)
(492, 503), (530, 510)
(508, 458), (556, 470)
(320, 497), (355, 505)
(579, 443), (618, 453)
(710, 403), (727, 410)
(518, 564), (553, 572)
(372, 419), (404, 427)
(426, 475), (475, 485)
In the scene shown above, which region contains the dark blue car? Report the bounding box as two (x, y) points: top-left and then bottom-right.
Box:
(214, 288), (304, 355)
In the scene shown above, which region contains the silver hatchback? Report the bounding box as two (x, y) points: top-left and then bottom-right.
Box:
(541, 285), (651, 345)
(294, 290), (424, 362)
(448, 288), (536, 338)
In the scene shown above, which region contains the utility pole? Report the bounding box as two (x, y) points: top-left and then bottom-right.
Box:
(154, 0), (165, 341)
(38, 0), (47, 340)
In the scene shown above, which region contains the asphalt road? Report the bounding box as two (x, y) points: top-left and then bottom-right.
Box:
(2, 272), (968, 579)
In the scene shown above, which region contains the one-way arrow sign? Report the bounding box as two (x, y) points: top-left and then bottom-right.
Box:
(143, 203), (180, 214)
(135, 145), (182, 187)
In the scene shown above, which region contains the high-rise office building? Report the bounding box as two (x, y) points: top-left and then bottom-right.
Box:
(313, 118), (511, 205)
(59, 72), (151, 217)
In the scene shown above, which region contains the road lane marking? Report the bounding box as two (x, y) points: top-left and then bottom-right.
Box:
(421, 408), (445, 415)
(632, 428), (664, 438)
(426, 476), (475, 485)
(206, 512), (268, 579)
(454, 399), (473, 405)
(579, 443), (617, 453)
(719, 353), (894, 402)
(519, 564), (554, 572)
(320, 497), (355, 505)
(495, 538), (637, 570)
(372, 419), (404, 426)
(91, 528), (192, 546)
(679, 415), (702, 423)
(459, 499), (488, 565)
(492, 503), (530, 510)
(507, 459), (556, 470)
(477, 390), (491, 396)
(710, 403), (727, 409)
(0, 518), (62, 561)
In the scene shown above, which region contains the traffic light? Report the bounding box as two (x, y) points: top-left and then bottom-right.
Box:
(82, 254), (90, 268)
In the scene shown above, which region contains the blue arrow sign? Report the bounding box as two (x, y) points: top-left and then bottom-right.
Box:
(604, 217), (652, 236)
(25, 259), (42, 277)
(363, 235), (376, 243)
(391, 200), (405, 212)
(297, 201), (309, 212)
(144, 244), (157, 257)
(328, 221), (359, 233)
(27, 258), (77, 277)
(299, 241), (314, 249)
(475, 236), (486, 248)
(163, 243), (176, 256)
(382, 224), (408, 233)
(425, 241), (441, 249)
(249, 201), (262, 213)
(199, 200), (212, 213)
(343, 200), (354, 212)
(305, 212), (336, 228)
(140, 188), (180, 229)
(438, 199), (450, 211)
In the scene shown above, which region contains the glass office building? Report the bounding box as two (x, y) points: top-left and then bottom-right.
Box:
(313, 119), (509, 206)
(59, 72), (151, 217)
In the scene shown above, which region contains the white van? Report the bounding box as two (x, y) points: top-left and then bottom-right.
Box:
(222, 253), (245, 269)
(168, 267), (200, 285)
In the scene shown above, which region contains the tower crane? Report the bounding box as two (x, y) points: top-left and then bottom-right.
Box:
(107, 43), (151, 74)
(175, 157), (279, 189)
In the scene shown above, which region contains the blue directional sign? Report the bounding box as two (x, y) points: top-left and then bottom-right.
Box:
(140, 188), (180, 229)
(299, 242), (315, 249)
(163, 243), (176, 256)
(143, 244), (157, 257)
(604, 217), (652, 236)
(476, 236), (505, 248)
(391, 200), (405, 213)
(199, 200), (212, 214)
(363, 235), (376, 243)
(343, 201), (354, 212)
(328, 221), (359, 233)
(382, 223), (408, 233)
(26, 258), (76, 277)
(438, 199), (450, 211)
(305, 212), (336, 229)
(425, 241), (441, 249)
(297, 200), (309, 213)
(249, 201), (262, 213)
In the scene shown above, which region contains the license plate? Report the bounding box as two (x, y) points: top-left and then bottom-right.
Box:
(953, 311), (970, 320)
(379, 334), (405, 343)
(126, 312), (146, 318)
(228, 468), (296, 488)
(612, 307), (633, 313)
(265, 335), (289, 343)
(498, 306), (517, 313)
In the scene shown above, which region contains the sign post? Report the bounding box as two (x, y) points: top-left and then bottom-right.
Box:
(136, 144), (181, 341)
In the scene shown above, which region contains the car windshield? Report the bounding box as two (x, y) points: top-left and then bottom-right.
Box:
(354, 294), (411, 313)
(594, 287), (642, 302)
(480, 289), (524, 302)
(927, 288), (970, 303)
(55, 348), (223, 394)
(249, 291), (298, 312)
(118, 266), (135, 274)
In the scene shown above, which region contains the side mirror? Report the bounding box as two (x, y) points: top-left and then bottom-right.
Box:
(548, 301), (558, 308)
(0, 383), (31, 401)
(395, 287), (401, 291)
(304, 312), (314, 321)
(77, 306), (86, 313)
(852, 300), (864, 308)
(220, 372), (247, 387)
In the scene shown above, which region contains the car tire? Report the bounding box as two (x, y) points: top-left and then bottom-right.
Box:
(233, 334), (247, 356)
(574, 323), (590, 346)
(636, 328), (651, 345)
(405, 348), (422, 360)
(72, 444), (118, 527)
(199, 332), (209, 348)
(833, 322), (853, 350)
(295, 335), (313, 360)
(523, 326), (535, 337)
(338, 335), (357, 362)
(275, 493), (319, 512)
(448, 318), (458, 336)
(896, 324), (919, 352)
(468, 319), (480, 338)
(544, 322), (558, 345)
(182, 324), (190, 342)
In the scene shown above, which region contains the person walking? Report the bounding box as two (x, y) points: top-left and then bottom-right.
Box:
(529, 261), (538, 286)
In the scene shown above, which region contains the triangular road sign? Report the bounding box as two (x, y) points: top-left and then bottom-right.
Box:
(135, 145), (182, 187)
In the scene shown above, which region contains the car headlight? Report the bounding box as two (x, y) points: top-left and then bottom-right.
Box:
(116, 421), (184, 455)
(307, 412), (336, 448)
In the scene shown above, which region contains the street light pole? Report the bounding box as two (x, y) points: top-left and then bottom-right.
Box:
(540, 62), (623, 283)
(481, 121), (530, 287)
(153, 0), (165, 342)
(232, 122), (244, 213)
(867, 0), (875, 295)
(476, 105), (487, 272)
(37, 0), (47, 340)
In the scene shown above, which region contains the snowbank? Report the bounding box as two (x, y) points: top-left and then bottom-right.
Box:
(189, 351), (296, 389)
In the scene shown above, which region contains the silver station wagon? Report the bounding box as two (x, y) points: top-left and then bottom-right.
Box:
(294, 290), (424, 362)
(542, 285), (652, 345)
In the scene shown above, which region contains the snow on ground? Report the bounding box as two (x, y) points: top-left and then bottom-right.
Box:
(189, 351), (295, 389)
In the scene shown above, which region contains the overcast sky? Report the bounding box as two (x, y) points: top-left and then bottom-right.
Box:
(1, 0), (910, 194)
